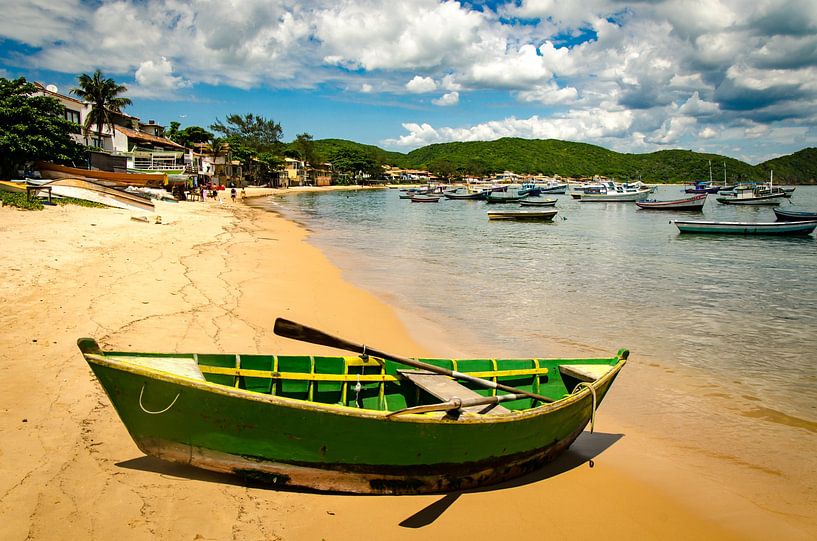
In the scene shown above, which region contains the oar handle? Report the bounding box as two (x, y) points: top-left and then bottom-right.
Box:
(273, 318), (554, 403)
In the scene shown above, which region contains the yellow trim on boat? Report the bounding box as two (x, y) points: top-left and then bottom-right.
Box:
(197, 365), (550, 381)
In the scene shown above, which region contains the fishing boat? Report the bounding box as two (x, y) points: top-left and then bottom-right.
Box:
(443, 187), (488, 200)
(673, 220), (817, 236)
(537, 182), (568, 194)
(577, 181), (651, 202)
(410, 194), (442, 203)
(684, 181), (722, 194)
(519, 198), (558, 207)
(485, 188), (529, 203)
(635, 193), (707, 211)
(685, 161), (722, 193)
(773, 207), (817, 222)
(519, 183), (542, 196)
(715, 185), (785, 205)
(78, 320), (627, 494)
(487, 209), (558, 221)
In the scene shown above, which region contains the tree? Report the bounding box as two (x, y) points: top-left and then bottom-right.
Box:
(71, 69), (132, 145)
(0, 77), (86, 177)
(210, 113), (282, 153)
(206, 136), (227, 179)
(292, 133), (318, 165)
(168, 125), (213, 148)
(328, 147), (382, 183)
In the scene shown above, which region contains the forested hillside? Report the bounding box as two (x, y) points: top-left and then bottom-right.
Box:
(306, 138), (816, 184)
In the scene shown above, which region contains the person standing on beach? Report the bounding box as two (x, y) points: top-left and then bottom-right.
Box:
(231, 187), (237, 202)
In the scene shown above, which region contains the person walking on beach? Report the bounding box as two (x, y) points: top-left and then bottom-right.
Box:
(231, 187), (237, 202)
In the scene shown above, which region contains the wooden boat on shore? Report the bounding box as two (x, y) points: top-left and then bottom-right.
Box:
(30, 178), (155, 212)
(78, 319), (627, 494)
(520, 198), (557, 207)
(673, 220), (817, 236)
(635, 193), (706, 211)
(773, 207), (817, 222)
(0, 180), (26, 194)
(36, 162), (166, 188)
(487, 209), (558, 221)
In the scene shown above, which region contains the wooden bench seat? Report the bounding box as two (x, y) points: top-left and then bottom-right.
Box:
(398, 370), (511, 415)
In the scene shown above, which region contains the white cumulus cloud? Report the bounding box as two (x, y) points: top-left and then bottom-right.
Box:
(432, 91), (459, 106)
(405, 76), (437, 93)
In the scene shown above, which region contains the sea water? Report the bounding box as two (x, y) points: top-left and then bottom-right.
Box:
(256, 186), (817, 427)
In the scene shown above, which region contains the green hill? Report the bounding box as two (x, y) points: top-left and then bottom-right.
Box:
(302, 138), (816, 184)
(758, 148), (817, 185)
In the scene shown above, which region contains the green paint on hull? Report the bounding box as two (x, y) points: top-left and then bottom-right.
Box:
(80, 342), (627, 493)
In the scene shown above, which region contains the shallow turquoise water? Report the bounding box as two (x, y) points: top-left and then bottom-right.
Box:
(258, 186), (817, 423)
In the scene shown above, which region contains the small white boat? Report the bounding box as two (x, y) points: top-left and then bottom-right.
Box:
(578, 182), (651, 202)
(674, 220), (817, 236)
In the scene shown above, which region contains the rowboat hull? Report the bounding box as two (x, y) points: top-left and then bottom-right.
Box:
(34, 178), (155, 212)
(37, 161), (166, 187)
(443, 190), (487, 200)
(519, 198), (557, 207)
(674, 220), (817, 236)
(635, 194), (706, 210)
(80, 341), (626, 494)
(716, 192), (785, 205)
(487, 209), (558, 221)
(773, 208), (817, 222)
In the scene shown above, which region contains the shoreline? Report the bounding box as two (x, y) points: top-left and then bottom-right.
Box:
(0, 190), (814, 540)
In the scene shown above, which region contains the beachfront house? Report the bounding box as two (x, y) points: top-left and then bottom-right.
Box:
(33, 82), (203, 178)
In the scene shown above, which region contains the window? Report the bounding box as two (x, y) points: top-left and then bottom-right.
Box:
(64, 109), (80, 124)
(64, 108), (81, 134)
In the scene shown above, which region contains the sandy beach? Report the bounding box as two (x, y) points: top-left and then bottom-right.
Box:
(1, 187), (815, 540)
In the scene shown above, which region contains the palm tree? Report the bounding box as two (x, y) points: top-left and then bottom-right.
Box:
(71, 70), (132, 147)
(207, 136), (228, 180)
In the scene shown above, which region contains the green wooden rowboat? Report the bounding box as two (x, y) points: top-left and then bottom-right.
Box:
(78, 332), (627, 494)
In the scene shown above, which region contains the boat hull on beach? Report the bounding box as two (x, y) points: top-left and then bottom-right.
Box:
(78, 338), (627, 494)
(36, 162), (166, 187)
(674, 220), (817, 236)
(32, 178), (155, 212)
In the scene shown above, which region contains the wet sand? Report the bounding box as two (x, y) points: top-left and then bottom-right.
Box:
(0, 187), (814, 540)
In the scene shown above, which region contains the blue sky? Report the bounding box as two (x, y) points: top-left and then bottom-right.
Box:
(2, 0), (817, 164)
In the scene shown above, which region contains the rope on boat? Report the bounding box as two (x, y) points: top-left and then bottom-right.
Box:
(138, 384), (180, 415)
(574, 382), (597, 433)
(354, 373), (362, 408)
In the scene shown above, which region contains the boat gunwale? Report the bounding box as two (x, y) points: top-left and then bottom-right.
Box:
(81, 349), (627, 425)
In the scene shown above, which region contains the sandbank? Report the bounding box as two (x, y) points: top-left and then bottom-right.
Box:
(0, 187), (813, 540)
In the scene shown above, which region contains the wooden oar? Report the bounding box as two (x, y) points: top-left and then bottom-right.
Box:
(386, 392), (529, 417)
(273, 318), (554, 404)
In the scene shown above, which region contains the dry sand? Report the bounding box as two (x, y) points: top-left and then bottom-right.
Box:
(0, 187), (814, 540)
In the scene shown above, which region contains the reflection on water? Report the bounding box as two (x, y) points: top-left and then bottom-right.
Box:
(258, 186), (817, 423)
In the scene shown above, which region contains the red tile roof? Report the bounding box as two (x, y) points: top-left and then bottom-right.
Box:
(115, 125), (186, 149)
